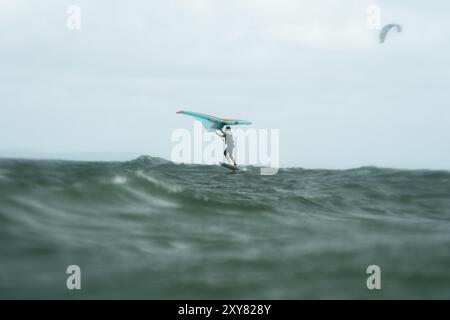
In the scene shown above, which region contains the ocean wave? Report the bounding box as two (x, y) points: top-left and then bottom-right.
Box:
(1, 156), (450, 298)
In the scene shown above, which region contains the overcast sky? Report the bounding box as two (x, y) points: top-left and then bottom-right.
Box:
(0, 0), (449, 169)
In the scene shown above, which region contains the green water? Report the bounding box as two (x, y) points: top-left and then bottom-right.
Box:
(1, 156), (449, 299)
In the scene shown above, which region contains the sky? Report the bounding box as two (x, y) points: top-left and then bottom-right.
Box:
(0, 0), (449, 169)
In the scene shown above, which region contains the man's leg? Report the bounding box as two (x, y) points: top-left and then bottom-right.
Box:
(228, 148), (236, 166)
(223, 149), (230, 164)
(226, 153), (232, 165)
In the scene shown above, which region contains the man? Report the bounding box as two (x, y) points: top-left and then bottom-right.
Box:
(216, 126), (236, 166)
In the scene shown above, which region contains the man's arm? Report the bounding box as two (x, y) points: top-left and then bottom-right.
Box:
(215, 129), (225, 138)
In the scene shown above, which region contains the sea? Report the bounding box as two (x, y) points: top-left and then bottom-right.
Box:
(1, 156), (449, 299)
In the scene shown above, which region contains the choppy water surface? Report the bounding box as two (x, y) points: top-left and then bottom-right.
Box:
(1, 156), (449, 298)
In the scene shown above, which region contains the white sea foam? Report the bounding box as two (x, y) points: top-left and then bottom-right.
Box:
(135, 170), (183, 193)
(112, 175), (127, 185)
